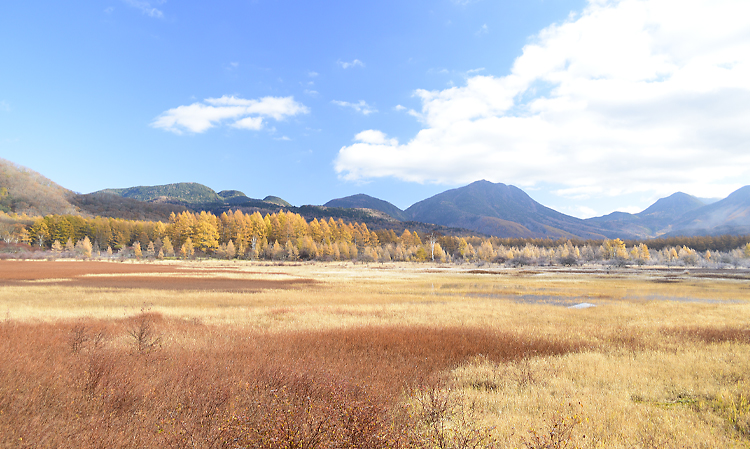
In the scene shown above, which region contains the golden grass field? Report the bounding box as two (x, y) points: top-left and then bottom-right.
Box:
(1, 259), (749, 448)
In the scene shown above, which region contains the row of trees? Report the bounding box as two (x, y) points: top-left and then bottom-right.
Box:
(2, 210), (750, 266)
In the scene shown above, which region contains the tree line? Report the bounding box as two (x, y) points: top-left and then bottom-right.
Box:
(0, 209), (748, 266)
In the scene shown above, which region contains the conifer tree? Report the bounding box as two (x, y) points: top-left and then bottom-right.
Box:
(225, 240), (236, 259)
(65, 237), (75, 253)
(133, 241), (142, 259)
(271, 240), (283, 260)
(339, 241), (350, 260)
(400, 230), (413, 247)
(180, 237), (195, 259)
(18, 227), (31, 245)
(75, 236), (93, 259)
(285, 240), (298, 260)
(51, 240), (63, 253)
(30, 220), (49, 247)
(162, 236), (175, 258)
(193, 211), (219, 252)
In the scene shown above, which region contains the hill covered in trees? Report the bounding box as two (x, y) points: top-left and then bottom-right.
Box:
(97, 183), (225, 206)
(325, 194), (407, 221)
(0, 157), (79, 216)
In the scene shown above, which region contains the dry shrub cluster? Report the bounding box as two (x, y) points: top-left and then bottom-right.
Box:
(661, 325), (750, 345)
(0, 315), (584, 449)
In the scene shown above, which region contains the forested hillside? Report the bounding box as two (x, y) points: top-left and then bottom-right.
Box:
(70, 192), (188, 221)
(0, 157), (79, 216)
(97, 183), (223, 205)
(325, 194), (407, 221)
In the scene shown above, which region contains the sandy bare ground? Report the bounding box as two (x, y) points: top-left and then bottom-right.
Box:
(0, 260), (315, 291)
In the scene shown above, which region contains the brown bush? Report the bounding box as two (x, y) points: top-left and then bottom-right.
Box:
(662, 325), (750, 344)
(0, 316), (586, 448)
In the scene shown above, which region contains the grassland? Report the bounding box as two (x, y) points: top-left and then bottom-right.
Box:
(1, 260), (749, 448)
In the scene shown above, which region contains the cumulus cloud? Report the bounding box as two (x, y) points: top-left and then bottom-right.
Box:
(335, 0), (750, 200)
(122, 0), (164, 18)
(152, 95), (309, 134)
(354, 130), (398, 146)
(337, 59), (365, 69)
(332, 100), (377, 115)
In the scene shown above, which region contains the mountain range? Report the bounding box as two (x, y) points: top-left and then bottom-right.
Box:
(325, 182), (750, 239)
(2, 157), (749, 239)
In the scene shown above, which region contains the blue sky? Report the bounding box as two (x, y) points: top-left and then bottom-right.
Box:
(2, 0), (749, 218)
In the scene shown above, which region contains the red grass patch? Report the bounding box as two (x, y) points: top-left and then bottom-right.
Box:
(662, 326), (750, 344)
(0, 317), (586, 448)
(0, 260), (315, 291)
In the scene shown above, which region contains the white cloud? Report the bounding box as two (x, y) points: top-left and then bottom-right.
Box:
(332, 100), (377, 115)
(335, 0), (750, 201)
(231, 116), (263, 130)
(308, 71), (319, 77)
(337, 59), (365, 69)
(354, 130), (398, 146)
(122, 0), (164, 18)
(394, 105), (407, 111)
(152, 95), (309, 134)
(0, 101), (9, 112)
(475, 24), (489, 36)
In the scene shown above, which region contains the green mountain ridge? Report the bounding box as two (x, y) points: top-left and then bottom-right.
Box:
(99, 183), (223, 205)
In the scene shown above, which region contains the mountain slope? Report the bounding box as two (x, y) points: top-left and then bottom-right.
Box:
(666, 186), (750, 236)
(405, 180), (611, 239)
(0, 157), (79, 216)
(324, 194), (407, 221)
(218, 190), (253, 205)
(587, 192), (708, 238)
(263, 196), (292, 208)
(640, 192), (706, 224)
(98, 183), (223, 205)
(70, 192), (188, 221)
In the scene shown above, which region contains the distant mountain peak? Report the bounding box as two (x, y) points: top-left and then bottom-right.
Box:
(263, 196), (292, 207)
(324, 194), (406, 221)
(639, 191), (705, 217)
(405, 180), (609, 239)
